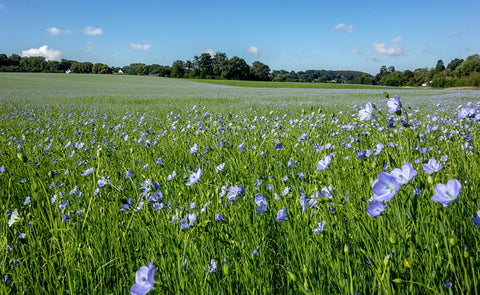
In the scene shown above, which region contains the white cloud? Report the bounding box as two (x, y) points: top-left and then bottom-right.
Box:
(368, 55), (380, 62)
(47, 27), (70, 35)
(201, 48), (215, 56)
(202, 48), (215, 56)
(0, 4), (5, 9)
(372, 37), (404, 56)
(351, 48), (361, 55)
(84, 26), (103, 35)
(21, 45), (62, 61)
(130, 43), (152, 51)
(246, 46), (261, 56)
(451, 31), (460, 36)
(331, 23), (355, 33)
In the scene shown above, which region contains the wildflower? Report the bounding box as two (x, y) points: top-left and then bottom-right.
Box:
(387, 95), (401, 113)
(372, 172), (400, 202)
(366, 200), (386, 217)
(227, 185), (244, 201)
(274, 143), (283, 151)
(97, 176), (109, 188)
(208, 259), (217, 273)
(120, 198), (132, 211)
(81, 167), (94, 176)
(431, 179), (461, 207)
(23, 197), (31, 206)
(316, 155), (332, 170)
(373, 143), (384, 156)
(215, 213), (224, 222)
(130, 262), (156, 295)
(390, 162), (417, 185)
(186, 169), (202, 186)
(155, 158), (163, 165)
(63, 213), (70, 223)
(444, 282), (453, 288)
(126, 170), (134, 178)
(276, 207), (287, 222)
(299, 191), (307, 213)
(358, 102), (373, 121)
(255, 193), (267, 214)
(167, 171), (177, 180)
(423, 158), (442, 174)
(181, 213), (196, 229)
(458, 108), (476, 119)
(58, 199), (68, 209)
(313, 221), (325, 235)
(8, 209), (20, 227)
(216, 163), (225, 172)
(190, 143), (198, 154)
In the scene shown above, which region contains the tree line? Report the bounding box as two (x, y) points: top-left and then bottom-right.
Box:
(367, 54), (480, 87)
(1, 52), (479, 87)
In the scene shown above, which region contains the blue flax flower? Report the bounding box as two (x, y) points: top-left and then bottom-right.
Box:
(276, 207), (287, 222)
(423, 158), (442, 174)
(358, 102), (373, 121)
(390, 162), (416, 185)
(472, 210), (480, 227)
(186, 169), (202, 186)
(254, 193), (267, 214)
(316, 155), (332, 170)
(431, 179), (461, 207)
(387, 95), (401, 113)
(366, 200), (386, 217)
(130, 262), (156, 295)
(372, 172), (400, 202)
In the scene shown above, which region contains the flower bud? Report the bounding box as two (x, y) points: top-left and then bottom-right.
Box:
(448, 236), (457, 247)
(344, 244), (350, 255)
(388, 234), (398, 245)
(287, 271), (296, 282)
(392, 278), (403, 284)
(403, 258), (414, 269)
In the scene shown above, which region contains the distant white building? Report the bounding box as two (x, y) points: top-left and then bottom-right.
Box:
(65, 68), (71, 74)
(117, 69), (124, 75)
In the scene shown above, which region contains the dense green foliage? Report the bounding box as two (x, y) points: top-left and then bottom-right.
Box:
(1, 73), (480, 294)
(2, 51), (479, 87)
(372, 55), (480, 88)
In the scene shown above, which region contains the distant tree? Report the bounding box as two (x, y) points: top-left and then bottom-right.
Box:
(411, 67), (429, 86)
(374, 65), (388, 83)
(0, 54), (8, 67)
(435, 59), (445, 71)
(222, 56), (250, 80)
(352, 74), (374, 85)
(380, 71), (407, 86)
(19, 56), (47, 72)
(447, 58), (464, 72)
(213, 52), (228, 78)
(250, 61), (271, 81)
(454, 54), (480, 77)
(147, 64), (170, 76)
(171, 60), (185, 78)
(124, 63), (147, 75)
(92, 63), (112, 74)
(58, 59), (73, 72)
(71, 62), (93, 73)
(8, 54), (21, 66)
(45, 60), (61, 72)
(196, 53), (214, 78)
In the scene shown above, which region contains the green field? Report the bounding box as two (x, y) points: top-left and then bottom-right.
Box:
(1, 73), (480, 294)
(185, 78), (386, 89)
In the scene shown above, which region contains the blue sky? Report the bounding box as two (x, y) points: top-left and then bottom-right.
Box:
(0, 0), (479, 74)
